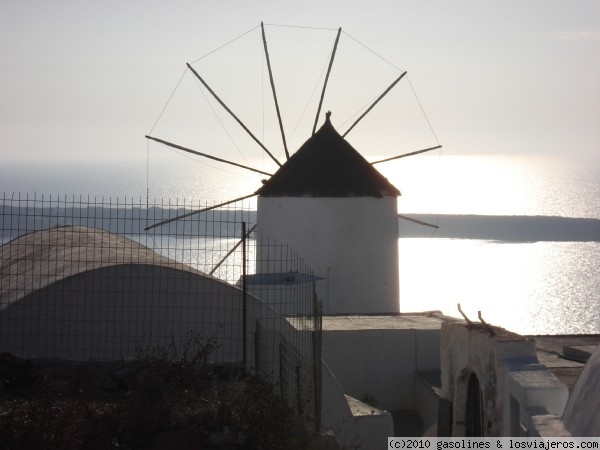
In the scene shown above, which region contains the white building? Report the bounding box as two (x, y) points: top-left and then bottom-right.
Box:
(256, 112), (401, 315)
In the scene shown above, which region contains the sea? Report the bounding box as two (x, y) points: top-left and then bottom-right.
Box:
(1, 152), (599, 336)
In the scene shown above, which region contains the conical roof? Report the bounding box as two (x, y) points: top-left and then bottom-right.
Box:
(256, 114), (401, 198)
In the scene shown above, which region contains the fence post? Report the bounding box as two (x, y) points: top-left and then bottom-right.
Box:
(312, 282), (322, 432)
(254, 320), (260, 375)
(279, 340), (286, 400)
(242, 221), (247, 367)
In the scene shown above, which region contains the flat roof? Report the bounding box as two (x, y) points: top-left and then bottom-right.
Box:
(528, 334), (600, 392)
(287, 311), (452, 332)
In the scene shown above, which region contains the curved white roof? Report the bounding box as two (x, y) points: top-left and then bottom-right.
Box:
(0, 226), (203, 310)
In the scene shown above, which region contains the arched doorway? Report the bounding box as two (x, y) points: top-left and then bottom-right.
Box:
(465, 373), (483, 436)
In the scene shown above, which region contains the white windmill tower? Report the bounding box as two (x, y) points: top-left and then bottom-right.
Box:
(256, 111), (401, 314)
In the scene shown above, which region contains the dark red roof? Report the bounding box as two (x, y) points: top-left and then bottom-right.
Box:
(256, 114), (400, 198)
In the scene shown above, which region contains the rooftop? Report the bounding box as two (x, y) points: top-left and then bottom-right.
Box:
(287, 311), (453, 332)
(0, 226), (204, 309)
(256, 113), (400, 198)
(528, 334), (600, 392)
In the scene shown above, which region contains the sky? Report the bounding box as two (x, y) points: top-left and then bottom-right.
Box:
(1, 0), (599, 168)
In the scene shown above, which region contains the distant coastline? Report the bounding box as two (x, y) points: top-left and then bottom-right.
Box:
(399, 214), (600, 242)
(2, 203), (599, 244)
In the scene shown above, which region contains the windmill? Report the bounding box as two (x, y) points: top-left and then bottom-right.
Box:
(144, 22), (441, 314)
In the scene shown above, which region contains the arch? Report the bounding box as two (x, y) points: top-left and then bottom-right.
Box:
(465, 373), (483, 436)
(452, 368), (485, 437)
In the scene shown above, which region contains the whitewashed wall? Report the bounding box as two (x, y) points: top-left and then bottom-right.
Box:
(322, 327), (441, 411)
(257, 196), (399, 314)
(0, 264), (245, 361)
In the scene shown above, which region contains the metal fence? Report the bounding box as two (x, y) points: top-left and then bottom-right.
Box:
(0, 193), (322, 427)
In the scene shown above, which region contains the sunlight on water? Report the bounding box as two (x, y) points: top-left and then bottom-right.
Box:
(386, 153), (600, 335)
(399, 239), (600, 335)
(128, 235), (257, 285)
(379, 154), (600, 218)
(147, 158), (263, 205)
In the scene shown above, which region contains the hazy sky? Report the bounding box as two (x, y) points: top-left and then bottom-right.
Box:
(1, 0), (599, 166)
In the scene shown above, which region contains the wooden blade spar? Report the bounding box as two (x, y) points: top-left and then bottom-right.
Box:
(398, 214), (439, 229)
(370, 145), (442, 165)
(209, 224), (257, 276)
(261, 22), (289, 160)
(144, 193), (257, 231)
(312, 27), (342, 135)
(145, 135), (273, 177)
(185, 62), (282, 167)
(342, 71), (407, 138)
